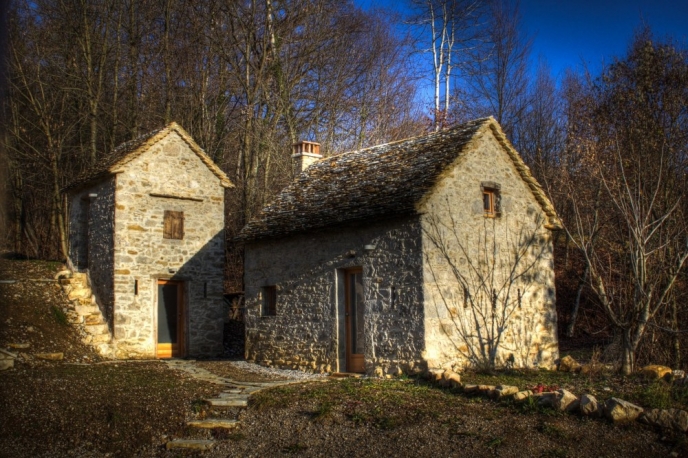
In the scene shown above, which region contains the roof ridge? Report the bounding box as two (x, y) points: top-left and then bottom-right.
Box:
(63, 122), (233, 191)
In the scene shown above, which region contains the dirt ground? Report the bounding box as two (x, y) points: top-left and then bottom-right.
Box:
(0, 259), (684, 457)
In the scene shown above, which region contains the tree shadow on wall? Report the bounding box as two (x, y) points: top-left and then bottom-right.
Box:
(423, 198), (554, 371)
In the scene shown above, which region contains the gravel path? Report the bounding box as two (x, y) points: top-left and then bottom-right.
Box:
(193, 359), (328, 383)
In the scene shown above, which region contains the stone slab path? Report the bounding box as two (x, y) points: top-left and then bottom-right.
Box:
(163, 359), (317, 450)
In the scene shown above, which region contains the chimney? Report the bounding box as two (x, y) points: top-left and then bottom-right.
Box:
(292, 141), (322, 176)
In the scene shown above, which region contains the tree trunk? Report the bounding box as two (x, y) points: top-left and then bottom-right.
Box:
(566, 263), (588, 337)
(672, 295), (681, 369)
(12, 167), (23, 255)
(621, 327), (635, 375)
(51, 155), (69, 260)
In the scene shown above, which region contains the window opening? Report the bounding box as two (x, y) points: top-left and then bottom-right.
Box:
(261, 286), (277, 316)
(481, 182), (501, 217)
(163, 210), (184, 239)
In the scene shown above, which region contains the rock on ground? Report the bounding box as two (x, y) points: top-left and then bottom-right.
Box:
(640, 365), (672, 380)
(604, 398), (644, 423)
(580, 394), (601, 417)
(558, 355), (582, 372)
(640, 408), (688, 432)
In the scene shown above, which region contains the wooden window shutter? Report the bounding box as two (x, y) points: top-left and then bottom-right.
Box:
(164, 210), (184, 239)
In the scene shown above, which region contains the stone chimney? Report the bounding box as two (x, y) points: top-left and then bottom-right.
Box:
(292, 141), (322, 176)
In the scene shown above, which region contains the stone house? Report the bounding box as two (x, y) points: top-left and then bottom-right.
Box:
(236, 117), (561, 376)
(63, 122), (233, 359)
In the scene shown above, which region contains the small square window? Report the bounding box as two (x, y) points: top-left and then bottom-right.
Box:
(261, 286), (277, 316)
(163, 210), (184, 239)
(481, 182), (501, 217)
(483, 190), (496, 216)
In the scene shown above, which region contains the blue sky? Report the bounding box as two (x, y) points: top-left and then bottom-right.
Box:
(357, 0), (688, 79)
(519, 0), (688, 78)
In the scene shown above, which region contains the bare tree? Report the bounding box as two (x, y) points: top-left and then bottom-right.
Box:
(562, 32), (688, 374)
(408, 0), (483, 130)
(458, 0), (531, 139)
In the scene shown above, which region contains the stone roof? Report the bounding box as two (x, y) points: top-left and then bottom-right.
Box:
(63, 122), (233, 191)
(236, 117), (561, 243)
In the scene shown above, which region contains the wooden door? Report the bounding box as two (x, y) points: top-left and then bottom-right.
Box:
(157, 280), (185, 358)
(345, 268), (365, 373)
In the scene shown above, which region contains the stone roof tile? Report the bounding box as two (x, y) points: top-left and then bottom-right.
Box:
(63, 122), (233, 191)
(237, 117), (561, 243)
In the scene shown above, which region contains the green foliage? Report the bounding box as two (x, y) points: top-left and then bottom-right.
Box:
(486, 436), (504, 449)
(634, 380), (688, 410)
(311, 401), (333, 422)
(250, 387), (295, 411)
(50, 305), (68, 326)
(190, 398), (206, 414)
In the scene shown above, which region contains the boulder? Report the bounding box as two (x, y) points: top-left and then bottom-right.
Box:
(604, 398), (643, 423)
(477, 385), (496, 396)
(440, 370), (461, 387)
(512, 390), (533, 402)
(491, 385), (519, 399)
(558, 355), (581, 372)
(463, 384), (479, 394)
(446, 372), (462, 388)
(579, 394), (601, 417)
(640, 365), (672, 380)
(554, 389), (579, 412)
(428, 369), (444, 382)
(0, 349), (17, 371)
(537, 392), (558, 408)
(640, 409), (688, 432)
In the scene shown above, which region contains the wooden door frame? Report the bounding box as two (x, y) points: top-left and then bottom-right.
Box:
(344, 267), (365, 373)
(155, 279), (187, 358)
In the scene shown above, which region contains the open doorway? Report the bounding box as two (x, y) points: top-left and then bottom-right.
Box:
(343, 267), (365, 373)
(156, 280), (186, 358)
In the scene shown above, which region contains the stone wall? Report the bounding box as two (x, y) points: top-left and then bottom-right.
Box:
(244, 217), (426, 376)
(68, 178), (117, 323)
(419, 129), (559, 370)
(111, 132), (226, 358)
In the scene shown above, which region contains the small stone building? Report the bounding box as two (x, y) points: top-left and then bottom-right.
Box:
(237, 118), (561, 376)
(63, 122), (233, 359)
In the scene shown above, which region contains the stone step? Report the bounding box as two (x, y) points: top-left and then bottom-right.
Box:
(220, 389), (245, 395)
(81, 333), (110, 345)
(74, 304), (99, 316)
(73, 296), (98, 307)
(206, 396), (248, 407)
(166, 440), (214, 451)
(84, 314), (105, 325)
(60, 277), (86, 287)
(84, 323), (109, 335)
(68, 288), (92, 300)
(94, 343), (113, 356)
(187, 419), (240, 429)
(66, 311), (83, 324)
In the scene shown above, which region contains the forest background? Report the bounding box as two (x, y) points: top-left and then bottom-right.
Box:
(1, 0), (687, 375)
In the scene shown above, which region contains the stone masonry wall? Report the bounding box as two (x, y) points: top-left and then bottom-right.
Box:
(244, 217), (426, 376)
(68, 178), (117, 323)
(112, 132), (226, 359)
(419, 130), (559, 371)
